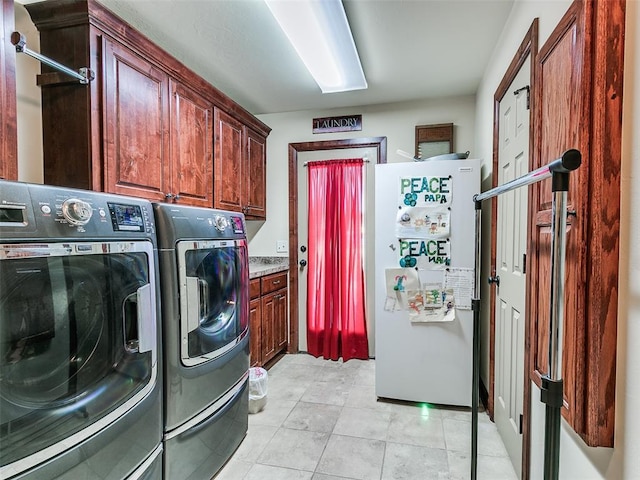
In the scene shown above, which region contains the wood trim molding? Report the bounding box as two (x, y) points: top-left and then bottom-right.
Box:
(287, 137), (387, 353)
(490, 19), (538, 480)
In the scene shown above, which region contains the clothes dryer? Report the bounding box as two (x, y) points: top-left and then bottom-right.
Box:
(153, 203), (249, 480)
(0, 180), (163, 480)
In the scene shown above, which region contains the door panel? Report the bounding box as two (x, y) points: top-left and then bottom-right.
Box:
(170, 80), (213, 206)
(494, 60), (529, 478)
(103, 39), (169, 200)
(214, 109), (244, 212)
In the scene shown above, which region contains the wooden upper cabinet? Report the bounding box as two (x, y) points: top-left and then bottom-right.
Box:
(1, 0), (18, 181)
(214, 108), (244, 212)
(214, 108), (267, 219)
(103, 38), (169, 200)
(25, 0), (270, 210)
(529, 0), (624, 447)
(170, 80), (213, 207)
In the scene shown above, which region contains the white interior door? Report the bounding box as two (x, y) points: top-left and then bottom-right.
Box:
(296, 147), (376, 355)
(495, 60), (530, 479)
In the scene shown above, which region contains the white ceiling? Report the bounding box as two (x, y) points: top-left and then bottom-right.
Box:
(89, 0), (515, 115)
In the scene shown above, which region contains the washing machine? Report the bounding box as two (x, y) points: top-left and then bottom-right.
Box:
(153, 203), (249, 480)
(0, 180), (163, 480)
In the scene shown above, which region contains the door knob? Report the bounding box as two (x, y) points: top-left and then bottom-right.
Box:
(488, 275), (500, 286)
(299, 259), (307, 268)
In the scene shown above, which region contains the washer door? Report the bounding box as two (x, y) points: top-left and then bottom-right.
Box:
(177, 239), (248, 366)
(0, 242), (158, 477)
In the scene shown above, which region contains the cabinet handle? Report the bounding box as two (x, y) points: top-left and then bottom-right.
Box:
(165, 193), (173, 199)
(272, 280), (281, 285)
(174, 194), (181, 201)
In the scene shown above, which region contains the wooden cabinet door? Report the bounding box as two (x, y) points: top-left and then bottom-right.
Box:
(274, 289), (288, 352)
(214, 108), (244, 213)
(245, 128), (266, 219)
(249, 297), (262, 367)
(0, 0), (17, 181)
(261, 292), (276, 364)
(170, 80), (213, 207)
(103, 38), (169, 200)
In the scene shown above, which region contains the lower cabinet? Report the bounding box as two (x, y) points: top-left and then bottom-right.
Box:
(249, 272), (288, 367)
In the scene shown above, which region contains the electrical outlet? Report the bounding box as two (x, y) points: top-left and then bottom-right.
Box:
(276, 240), (288, 253)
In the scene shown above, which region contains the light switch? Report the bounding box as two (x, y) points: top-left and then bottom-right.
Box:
(276, 240), (288, 253)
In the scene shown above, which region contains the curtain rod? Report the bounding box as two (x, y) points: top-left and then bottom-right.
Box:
(11, 31), (95, 85)
(303, 158), (370, 167)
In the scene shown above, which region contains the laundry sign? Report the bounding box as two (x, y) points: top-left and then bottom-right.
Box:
(312, 114), (362, 133)
(398, 238), (451, 270)
(399, 175), (452, 206)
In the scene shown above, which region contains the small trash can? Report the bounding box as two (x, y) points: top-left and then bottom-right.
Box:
(248, 367), (268, 414)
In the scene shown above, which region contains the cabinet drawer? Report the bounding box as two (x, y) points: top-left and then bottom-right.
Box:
(261, 272), (287, 295)
(249, 278), (261, 299)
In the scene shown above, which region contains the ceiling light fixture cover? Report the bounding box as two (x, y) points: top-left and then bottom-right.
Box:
(265, 0), (367, 93)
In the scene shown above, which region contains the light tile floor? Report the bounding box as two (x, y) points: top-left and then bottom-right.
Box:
(215, 354), (517, 480)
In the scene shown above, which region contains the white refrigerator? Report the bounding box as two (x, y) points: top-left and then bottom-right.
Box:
(374, 158), (481, 406)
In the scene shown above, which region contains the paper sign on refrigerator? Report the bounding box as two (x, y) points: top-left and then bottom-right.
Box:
(398, 175), (453, 206)
(397, 238), (451, 270)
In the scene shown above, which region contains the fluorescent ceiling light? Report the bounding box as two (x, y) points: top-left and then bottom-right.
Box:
(265, 0), (367, 93)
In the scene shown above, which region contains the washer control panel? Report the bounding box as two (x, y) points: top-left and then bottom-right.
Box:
(0, 179), (156, 240)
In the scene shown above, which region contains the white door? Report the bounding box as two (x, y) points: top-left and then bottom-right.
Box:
(494, 60), (530, 478)
(296, 147), (376, 355)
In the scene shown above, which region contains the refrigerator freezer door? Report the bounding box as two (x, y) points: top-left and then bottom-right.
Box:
(374, 159), (481, 406)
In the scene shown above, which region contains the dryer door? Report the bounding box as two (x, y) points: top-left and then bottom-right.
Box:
(177, 239), (249, 366)
(0, 241), (158, 478)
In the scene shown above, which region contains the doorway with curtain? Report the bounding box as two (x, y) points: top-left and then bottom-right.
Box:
(287, 137), (387, 360)
(305, 158), (368, 361)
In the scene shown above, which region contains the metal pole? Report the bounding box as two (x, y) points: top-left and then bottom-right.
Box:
(471, 199), (482, 480)
(541, 172), (569, 480)
(11, 31), (94, 84)
(474, 149), (580, 203)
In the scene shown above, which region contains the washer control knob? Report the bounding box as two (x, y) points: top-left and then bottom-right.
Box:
(214, 215), (228, 232)
(62, 198), (93, 225)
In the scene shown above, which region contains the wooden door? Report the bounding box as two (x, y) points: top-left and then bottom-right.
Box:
(0, 0), (17, 181)
(494, 61), (530, 479)
(249, 296), (262, 367)
(275, 289), (288, 352)
(261, 292), (276, 363)
(103, 38), (169, 200)
(245, 128), (266, 219)
(214, 108), (244, 213)
(170, 80), (213, 207)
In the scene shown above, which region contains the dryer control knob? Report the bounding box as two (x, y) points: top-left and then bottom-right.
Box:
(214, 215), (228, 232)
(62, 198), (93, 225)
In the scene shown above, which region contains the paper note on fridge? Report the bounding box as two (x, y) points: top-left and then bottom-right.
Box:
(396, 207), (450, 239)
(398, 175), (453, 206)
(408, 288), (456, 323)
(397, 238), (451, 270)
(384, 268), (420, 311)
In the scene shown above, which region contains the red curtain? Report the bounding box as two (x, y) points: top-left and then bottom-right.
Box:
(306, 158), (369, 361)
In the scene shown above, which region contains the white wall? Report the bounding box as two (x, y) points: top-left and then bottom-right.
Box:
(253, 96), (477, 255)
(475, 0), (640, 478)
(14, 2), (43, 183)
